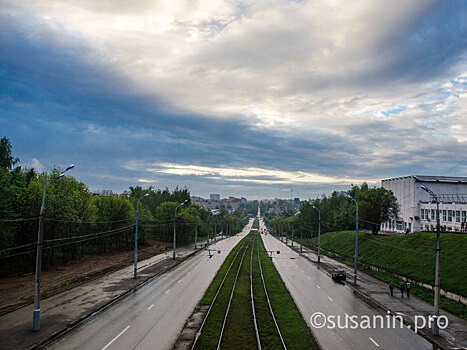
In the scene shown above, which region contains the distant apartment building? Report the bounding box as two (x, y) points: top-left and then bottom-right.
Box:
(381, 175), (467, 233)
(92, 189), (114, 196)
(192, 195), (247, 213)
(210, 194), (221, 201)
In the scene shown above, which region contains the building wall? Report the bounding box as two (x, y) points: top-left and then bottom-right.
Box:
(381, 176), (417, 232)
(381, 175), (467, 234)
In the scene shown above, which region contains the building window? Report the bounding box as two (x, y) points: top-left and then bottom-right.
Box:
(420, 209), (426, 220)
(443, 210), (447, 222)
(456, 210), (461, 223)
(448, 210), (453, 222)
(462, 211), (466, 223)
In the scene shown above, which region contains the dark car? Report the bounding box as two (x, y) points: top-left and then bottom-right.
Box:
(331, 269), (346, 281)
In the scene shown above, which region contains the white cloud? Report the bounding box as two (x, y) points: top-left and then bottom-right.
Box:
(2, 0), (466, 196)
(29, 158), (45, 172)
(5, 0), (462, 140)
(132, 162), (377, 186)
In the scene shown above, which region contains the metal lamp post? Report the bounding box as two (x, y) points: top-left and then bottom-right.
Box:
(312, 205), (321, 263)
(134, 193), (149, 279)
(419, 183), (441, 336)
(33, 164), (74, 331)
(173, 200), (187, 260)
(194, 207), (199, 249)
(344, 193), (359, 286)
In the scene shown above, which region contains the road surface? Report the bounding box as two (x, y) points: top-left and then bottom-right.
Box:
(47, 222), (252, 350)
(259, 222), (432, 350)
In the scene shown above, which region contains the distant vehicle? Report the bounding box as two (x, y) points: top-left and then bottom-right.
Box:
(331, 269), (346, 281)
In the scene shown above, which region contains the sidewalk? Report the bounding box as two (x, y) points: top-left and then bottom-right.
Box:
(283, 238), (467, 350)
(0, 246), (201, 350)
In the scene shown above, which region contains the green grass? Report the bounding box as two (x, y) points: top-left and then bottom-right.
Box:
(256, 235), (319, 350)
(302, 231), (467, 320)
(252, 219), (260, 229)
(195, 232), (319, 349)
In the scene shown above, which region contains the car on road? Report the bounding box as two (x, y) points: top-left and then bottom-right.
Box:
(331, 269), (346, 281)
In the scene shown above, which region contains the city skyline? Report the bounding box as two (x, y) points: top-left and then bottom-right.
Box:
(1, 1), (466, 200)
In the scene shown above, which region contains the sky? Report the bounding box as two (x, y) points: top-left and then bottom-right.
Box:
(1, 0), (466, 200)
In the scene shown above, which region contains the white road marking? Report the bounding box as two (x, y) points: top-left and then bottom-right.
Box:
(186, 272), (191, 275)
(316, 285), (320, 289)
(369, 337), (380, 347)
(147, 304), (154, 310)
(177, 279), (182, 283)
(101, 325), (130, 350)
(328, 296), (334, 301)
(165, 289), (171, 294)
(307, 276), (311, 280)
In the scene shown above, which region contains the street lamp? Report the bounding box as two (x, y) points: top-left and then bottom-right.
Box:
(134, 193), (149, 279)
(33, 164), (74, 331)
(293, 211), (301, 251)
(343, 192), (359, 286)
(194, 206), (201, 249)
(173, 200), (187, 260)
(418, 182), (441, 336)
(312, 205), (321, 263)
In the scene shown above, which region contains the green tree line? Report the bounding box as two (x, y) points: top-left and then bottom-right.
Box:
(0, 137), (248, 276)
(265, 183), (399, 238)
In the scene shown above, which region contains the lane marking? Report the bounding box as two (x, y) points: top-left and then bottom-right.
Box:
(369, 337), (380, 347)
(307, 276), (311, 280)
(101, 325), (130, 350)
(165, 289), (171, 294)
(316, 285), (320, 289)
(147, 304), (154, 310)
(177, 279), (182, 284)
(328, 296), (333, 301)
(186, 272), (191, 275)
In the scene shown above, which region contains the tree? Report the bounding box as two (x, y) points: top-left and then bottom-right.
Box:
(0, 137), (20, 170)
(357, 187), (399, 235)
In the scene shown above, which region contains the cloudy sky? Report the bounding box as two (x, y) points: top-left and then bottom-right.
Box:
(1, 0), (466, 200)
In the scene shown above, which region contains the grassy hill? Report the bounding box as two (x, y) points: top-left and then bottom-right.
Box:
(303, 231), (467, 319)
(307, 231), (466, 295)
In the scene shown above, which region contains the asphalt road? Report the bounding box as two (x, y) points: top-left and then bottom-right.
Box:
(259, 221), (433, 350)
(46, 222), (252, 350)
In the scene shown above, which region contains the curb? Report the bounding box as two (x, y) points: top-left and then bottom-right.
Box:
(31, 248), (201, 350)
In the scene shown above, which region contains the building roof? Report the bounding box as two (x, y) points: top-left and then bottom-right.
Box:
(382, 175), (467, 183)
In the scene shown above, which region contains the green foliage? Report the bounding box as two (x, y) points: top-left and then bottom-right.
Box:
(267, 183), (399, 238)
(0, 137), (20, 170)
(0, 138), (251, 276)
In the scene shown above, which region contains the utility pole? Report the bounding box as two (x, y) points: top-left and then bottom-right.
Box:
(416, 179), (441, 336)
(33, 164), (74, 331)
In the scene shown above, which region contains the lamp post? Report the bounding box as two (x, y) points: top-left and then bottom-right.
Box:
(312, 205), (321, 263)
(194, 207), (199, 249)
(134, 193), (149, 279)
(344, 192), (359, 286)
(173, 200), (187, 260)
(419, 183), (441, 336)
(33, 164), (74, 331)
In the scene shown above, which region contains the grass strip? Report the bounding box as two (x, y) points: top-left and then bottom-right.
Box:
(252, 234), (285, 349)
(256, 234), (319, 350)
(195, 231), (320, 349)
(220, 235), (258, 349)
(194, 234), (251, 349)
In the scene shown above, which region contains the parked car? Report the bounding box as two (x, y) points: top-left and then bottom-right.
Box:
(331, 269), (346, 281)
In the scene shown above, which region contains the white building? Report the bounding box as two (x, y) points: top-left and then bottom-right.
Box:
(210, 194), (220, 201)
(381, 175), (467, 233)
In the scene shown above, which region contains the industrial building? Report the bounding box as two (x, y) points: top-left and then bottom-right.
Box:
(381, 175), (467, 233)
